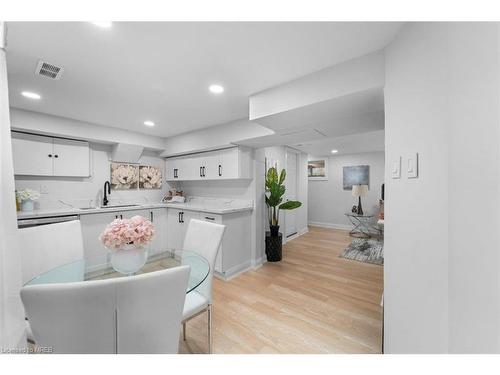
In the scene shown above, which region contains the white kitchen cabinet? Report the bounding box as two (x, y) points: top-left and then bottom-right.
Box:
(164, 146), (252, 181)
(121, 208), (168, 252)
(79, 211), (120, 258)
(200, 211), (252, 279)
(11, 132), (54, 176)
(12, 131), (90, 177)
(166, 208), (199, 250)
(52, 138), (90, 177)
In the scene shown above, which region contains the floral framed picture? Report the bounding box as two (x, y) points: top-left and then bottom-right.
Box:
(110, 163), (139, 190)
(139, 165), (163, 189)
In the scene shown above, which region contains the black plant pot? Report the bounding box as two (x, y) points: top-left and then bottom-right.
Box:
(266, 231), (282, 262)
(269, 225), (280, 236)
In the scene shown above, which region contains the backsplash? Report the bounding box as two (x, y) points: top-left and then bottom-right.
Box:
(15, 143), (168, 210)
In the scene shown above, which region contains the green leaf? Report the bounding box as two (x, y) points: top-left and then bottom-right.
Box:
(279, 201), (302, 210)
(279, 169), (286, 184)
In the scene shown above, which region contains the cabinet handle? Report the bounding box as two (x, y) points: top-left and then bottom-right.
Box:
(180, 212), (184, 223)
(54, 154), (59, 158)
(174, 168), (178, 178)
(48, 154), (53, 158)
(115, 215), (119, 219)
(178, 212), (181, 223)
(203, 166), (206, 177)
(218, 164), (222, 176)
(200, 166), (203, 177)
(120, 214), (123, 219)
(150, 211), (154, 222)
(205, 216), (215, 221)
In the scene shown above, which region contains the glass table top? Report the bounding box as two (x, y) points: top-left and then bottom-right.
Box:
(23, 249), (210, 294)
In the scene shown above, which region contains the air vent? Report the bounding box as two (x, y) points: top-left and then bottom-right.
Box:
(35, 60), (64, 80)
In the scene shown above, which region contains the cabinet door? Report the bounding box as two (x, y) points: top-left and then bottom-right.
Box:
(167, 209), (184, 250)
(11, 132), (54, 176)
(220, 147), (239, 179)
(146, 209), (167, 252)
(200, 214), (223, 272)
(203, 151), (221, 179)
(165, 158), (178, 181)
(80, 212), (120, 258)
(53, 138), (90, 177)
(167, 209), (199, 250)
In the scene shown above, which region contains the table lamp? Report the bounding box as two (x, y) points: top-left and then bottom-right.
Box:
(352, 184), (368, 215)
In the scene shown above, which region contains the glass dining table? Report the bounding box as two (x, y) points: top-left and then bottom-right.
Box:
(24, 249), (210, 293)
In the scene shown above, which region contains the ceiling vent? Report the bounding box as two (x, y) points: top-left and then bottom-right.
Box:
(35, 60), (64, 80)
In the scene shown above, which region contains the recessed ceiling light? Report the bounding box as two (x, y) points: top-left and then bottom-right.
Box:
(209, 84), (224, 94)
(21, 91), (41, 100)
(331, 149), (338, 154)
(143, 120), (155, 127)
(91, 22), (112, 28)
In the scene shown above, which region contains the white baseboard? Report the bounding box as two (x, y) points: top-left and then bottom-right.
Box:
(284, 226), (309, 242)
(308, 221), (351, 231)
(215, 260), (253, 281)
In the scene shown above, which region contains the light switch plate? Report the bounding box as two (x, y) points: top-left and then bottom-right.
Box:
(391, 157), (401, 179)
(407, 153), (419, 178)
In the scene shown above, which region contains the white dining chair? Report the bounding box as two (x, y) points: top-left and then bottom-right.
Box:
(181, 219), (225, 354)
(20, 265), (190, 354)
(18, 220), (84, 284)
(18, 220), (85, 343)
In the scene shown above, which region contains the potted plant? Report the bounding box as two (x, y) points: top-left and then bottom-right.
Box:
(16, 189), (41, 211)
(99, 215), (155, 275)
(265, 167), (302, 261)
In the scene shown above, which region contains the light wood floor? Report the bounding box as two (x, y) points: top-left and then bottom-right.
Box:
(179, 226), (383, 354)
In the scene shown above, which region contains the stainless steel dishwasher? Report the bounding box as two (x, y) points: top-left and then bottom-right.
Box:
(17, 215), (79, 228)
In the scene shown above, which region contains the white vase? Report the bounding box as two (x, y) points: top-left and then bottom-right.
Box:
(21, 199), (34, 211)
(110, 244), (148, 275)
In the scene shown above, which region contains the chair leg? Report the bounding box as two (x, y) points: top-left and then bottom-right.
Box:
(182, 321), (186, 341)
(207, 304), (212, 354)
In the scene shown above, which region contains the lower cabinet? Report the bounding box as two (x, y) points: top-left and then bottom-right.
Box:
(79, 206), (252, 280)
(167, 208), (252, 279)
(80, 208), (168, 258)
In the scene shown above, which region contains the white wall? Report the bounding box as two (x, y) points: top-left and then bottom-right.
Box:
(10, 108), (165, 151)
(384, 22), (500, 353)
(15, 143), (168, 210)
(308, 152), (384, 229)
(249, 50), (385, 120)
(161, 118), (274, 157)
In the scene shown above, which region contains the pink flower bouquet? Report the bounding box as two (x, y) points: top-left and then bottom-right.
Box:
(99, 215), (155, 250)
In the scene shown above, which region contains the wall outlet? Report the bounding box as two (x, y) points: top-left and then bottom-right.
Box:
(391, 157), (401, 179)
(407, 153), (419, 179)
(40, 184), (49, 194)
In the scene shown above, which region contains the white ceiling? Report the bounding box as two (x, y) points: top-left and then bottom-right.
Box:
(6, 22), (402, 137)
(295, 130), (385, 157)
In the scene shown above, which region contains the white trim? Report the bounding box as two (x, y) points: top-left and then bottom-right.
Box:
(214, 260), (253, 281)
(308, 221), (351, 231)
(284, 226), (309, 242)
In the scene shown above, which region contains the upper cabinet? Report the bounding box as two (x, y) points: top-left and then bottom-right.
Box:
(12, 132), (90, 177)
(165, 146), (252, 181)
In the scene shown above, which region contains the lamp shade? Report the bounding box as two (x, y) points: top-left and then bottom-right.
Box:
(352, 184), (368, 197)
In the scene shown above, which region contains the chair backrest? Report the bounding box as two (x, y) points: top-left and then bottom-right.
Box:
(18, 220), (84, 284)
(115, 265), (190, 354)
(182, 219), (225, 303)
(20, 278), (116, 353)
(20, 265), (190, 354)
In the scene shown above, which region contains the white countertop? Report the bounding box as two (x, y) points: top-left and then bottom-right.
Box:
(17, 199), (253, 220)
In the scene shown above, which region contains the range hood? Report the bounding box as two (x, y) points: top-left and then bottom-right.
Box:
(110, 143), (144, 163)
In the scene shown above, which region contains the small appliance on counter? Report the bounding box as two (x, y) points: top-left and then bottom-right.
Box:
(162, 189), (186, 203)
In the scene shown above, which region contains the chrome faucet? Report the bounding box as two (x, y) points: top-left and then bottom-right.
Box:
(103, 181), (111, 206)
